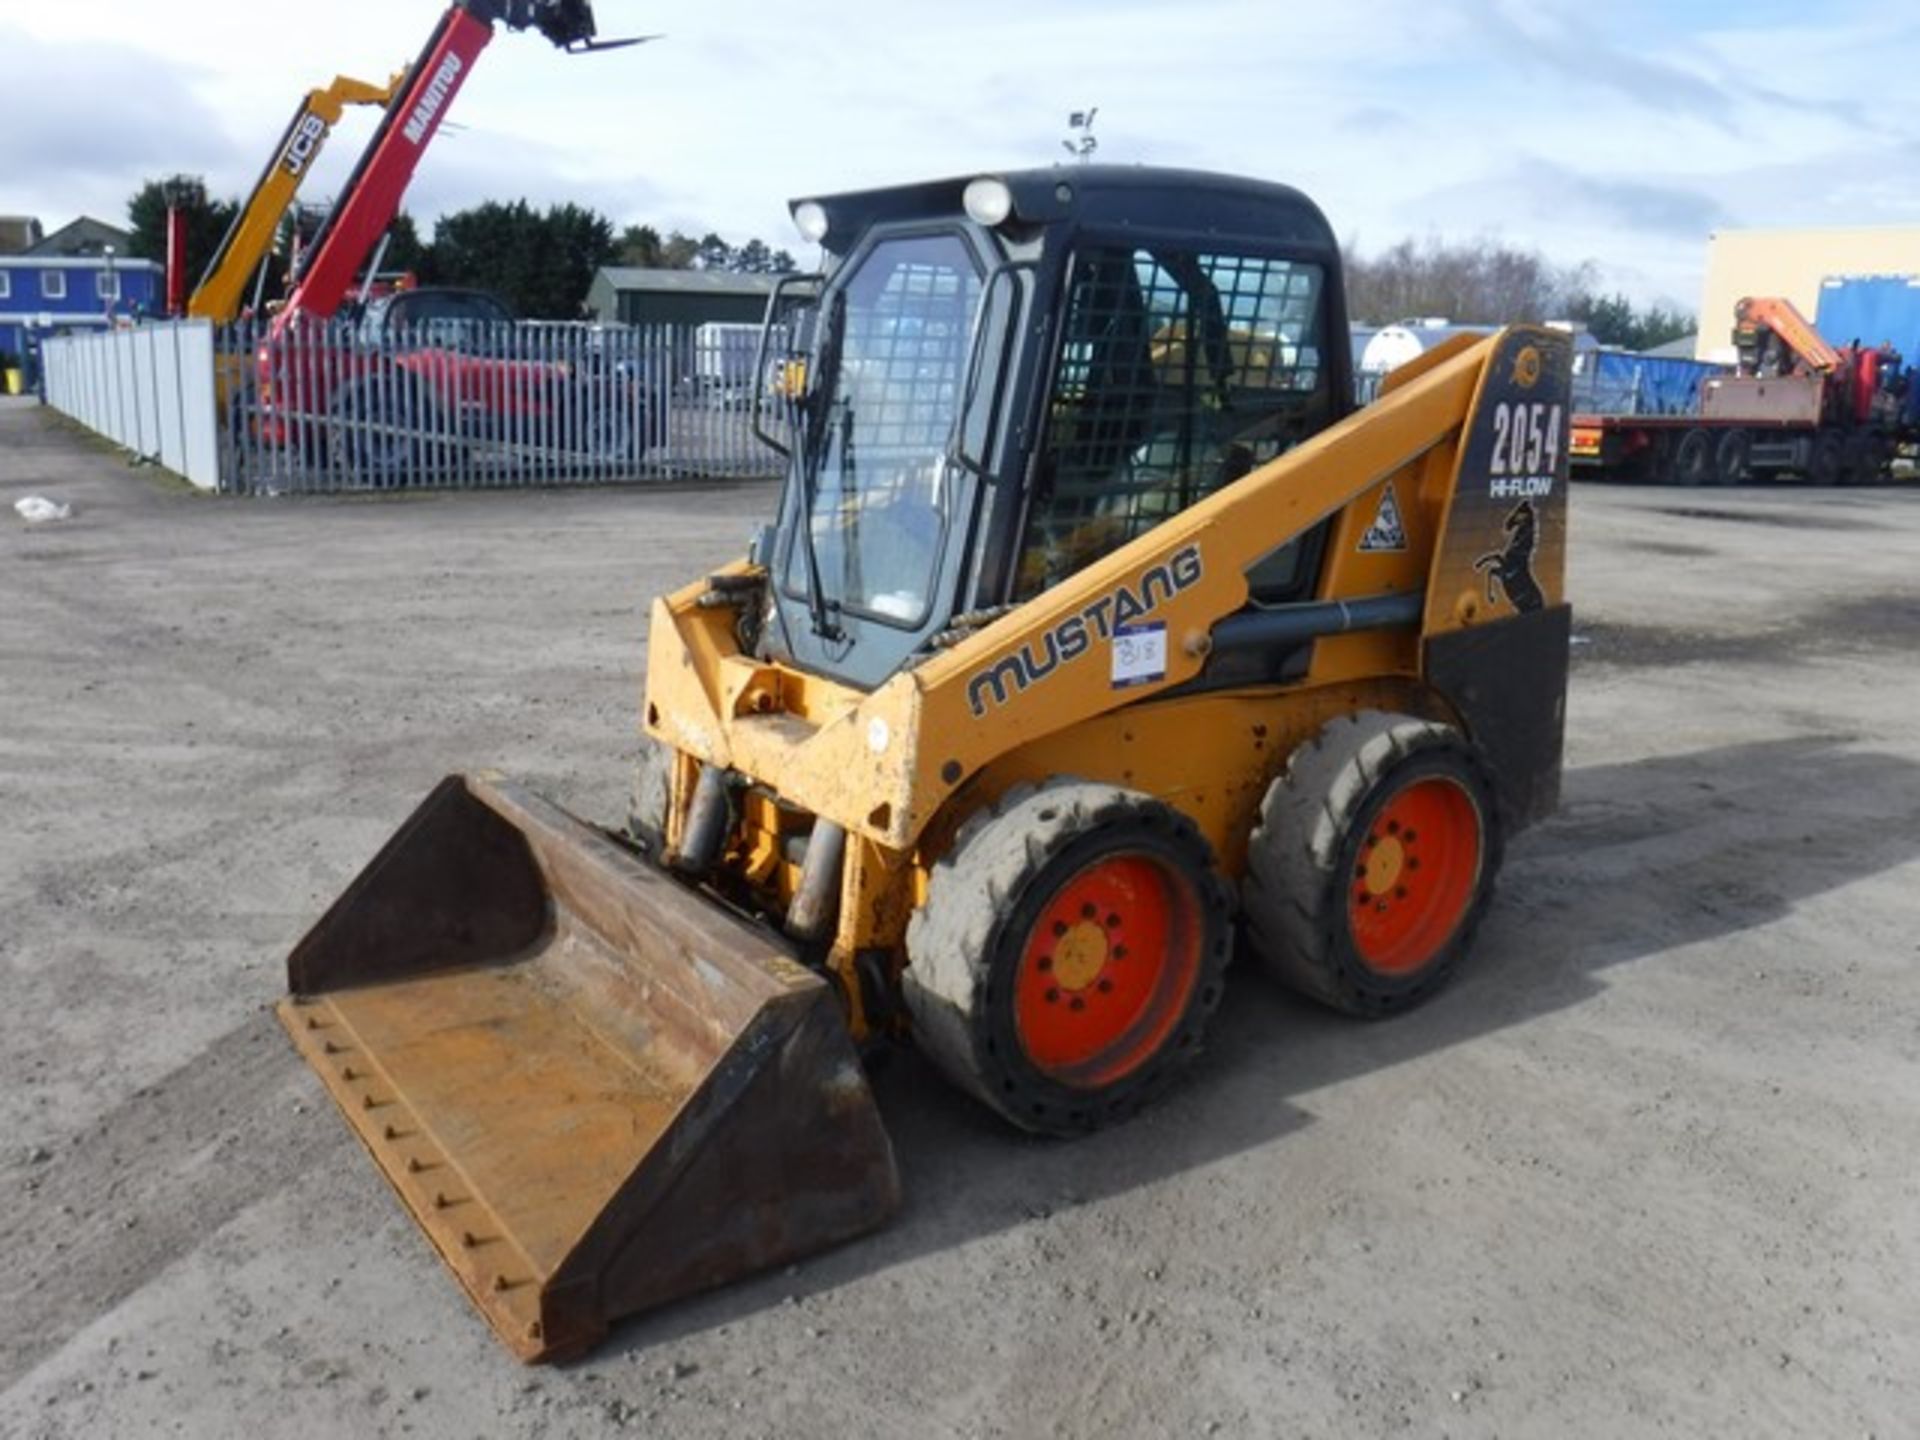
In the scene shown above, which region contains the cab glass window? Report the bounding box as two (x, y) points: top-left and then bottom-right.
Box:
(782, 233), (982, 627)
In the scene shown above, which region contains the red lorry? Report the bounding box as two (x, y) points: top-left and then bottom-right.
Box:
(1571, 296), (1910, 486)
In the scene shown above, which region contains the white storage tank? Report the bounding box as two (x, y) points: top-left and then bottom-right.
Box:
(1359, 318), (1492, 375)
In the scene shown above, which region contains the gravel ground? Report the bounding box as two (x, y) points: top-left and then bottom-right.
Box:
(3, 395), (1918, 1438)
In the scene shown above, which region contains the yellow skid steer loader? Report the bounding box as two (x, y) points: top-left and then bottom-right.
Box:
(279, 166), (1574, 1361)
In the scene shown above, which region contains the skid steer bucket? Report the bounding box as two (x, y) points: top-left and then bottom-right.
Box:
(275, 773), (900, 1362)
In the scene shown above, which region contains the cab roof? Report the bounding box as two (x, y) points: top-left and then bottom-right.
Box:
(793, 165), (1339, 258)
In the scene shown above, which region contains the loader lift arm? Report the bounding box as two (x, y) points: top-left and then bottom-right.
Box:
(189, 71), (405, 323)
(276, 0), (626, 326)
(646, 326), (1569, 857)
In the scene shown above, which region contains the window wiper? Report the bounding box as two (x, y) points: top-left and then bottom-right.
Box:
(796, 290), (846, 641)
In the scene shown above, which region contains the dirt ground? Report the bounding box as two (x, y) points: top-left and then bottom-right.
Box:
(4, 394), (1918, 1439)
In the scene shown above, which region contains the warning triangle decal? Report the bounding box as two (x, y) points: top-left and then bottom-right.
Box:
(1359, 481), (1409, 553)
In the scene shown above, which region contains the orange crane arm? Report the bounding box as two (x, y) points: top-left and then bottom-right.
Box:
(1734, 296), (1842, 375)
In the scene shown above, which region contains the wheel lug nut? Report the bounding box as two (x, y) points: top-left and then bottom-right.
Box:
(1037, 956), (1053, 973)
(1069, 997), (1085, 1012)
(1097, 978), (1114, 994)
(1081, 903), (1098, 920)
(1053, 921), (1068, 938)
(1045, 988), (1060, 1004)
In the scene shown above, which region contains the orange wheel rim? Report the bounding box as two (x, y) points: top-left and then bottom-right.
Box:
(1347, 777), (1482, 976)
(1013, 853), (1205, 1089)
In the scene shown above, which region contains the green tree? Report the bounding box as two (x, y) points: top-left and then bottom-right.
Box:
(1564, 291), (1695, 351)
(730, 238), (799, 275)
(427, 200), (616, 318)
(380, 212), (430, 277)
(613, 224), (707, 270)
(615, 223), (668, 268)
(694, 232), (736, 271)
(126, 175), (239, 297)
(660, 231), (702, 269)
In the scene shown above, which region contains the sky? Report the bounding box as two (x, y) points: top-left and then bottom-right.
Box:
(2, 0), (1916, 316)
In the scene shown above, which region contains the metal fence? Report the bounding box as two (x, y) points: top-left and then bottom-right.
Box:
(41, 321), (222, 489)
(46, 315), (1395, 495)
(216, 318), (793, 494)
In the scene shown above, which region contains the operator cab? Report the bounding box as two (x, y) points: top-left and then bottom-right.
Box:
(756, 166), (1354, 689)
(355, 287), (515, 349)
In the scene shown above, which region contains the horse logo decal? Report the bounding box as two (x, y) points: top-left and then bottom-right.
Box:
(1473, 500), (1546, 613)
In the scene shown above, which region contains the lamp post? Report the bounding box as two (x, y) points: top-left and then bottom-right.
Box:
(103, 244), (118, 324)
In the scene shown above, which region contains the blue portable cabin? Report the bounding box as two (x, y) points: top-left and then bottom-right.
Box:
(1817, 274), (1920, 357)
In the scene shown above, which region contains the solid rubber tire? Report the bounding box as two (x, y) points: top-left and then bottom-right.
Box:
(903, 780), (1232, 1136)
(1242, 711), (1502, 1018)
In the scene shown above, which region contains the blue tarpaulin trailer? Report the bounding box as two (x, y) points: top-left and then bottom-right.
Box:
(1571, 349), (1724, 418)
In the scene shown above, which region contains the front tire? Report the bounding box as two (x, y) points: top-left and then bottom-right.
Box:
(329, 373), (425, 487)
(1807, 431), (1844, 487)
(1243, 712), (1501, 1017)
(903, 781), (1232, 1136)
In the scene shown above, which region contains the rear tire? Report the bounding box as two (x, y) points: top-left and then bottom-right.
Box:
(903, 781), (1232, 1136)
(1243, 711), (1501, 1017)
(1712, 429), (1749, 486)
(1670, 428), (1713, 486)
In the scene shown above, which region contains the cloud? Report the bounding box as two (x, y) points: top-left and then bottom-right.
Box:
(1464, 0), (1738, 126)
(1404, 159), (1731, 310)
(0, 24), (244, 221)
(1462, 0), (1873, 134)
(1340, 107), (1413, 136)
(1, 0), (1913, 314)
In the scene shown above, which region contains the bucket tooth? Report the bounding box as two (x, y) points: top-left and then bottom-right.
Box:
(277, 773), (900, 1362)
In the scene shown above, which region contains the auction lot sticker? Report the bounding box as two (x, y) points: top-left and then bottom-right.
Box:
(1112, 622), (1168, 689)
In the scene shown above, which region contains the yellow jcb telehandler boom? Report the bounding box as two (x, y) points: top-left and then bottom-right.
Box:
(277, 166), (1574, 1361)
(188, 70), (404, 322)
